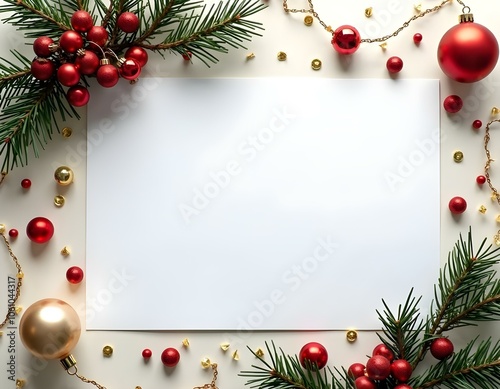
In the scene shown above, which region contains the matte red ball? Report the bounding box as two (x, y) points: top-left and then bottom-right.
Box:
(476, 175), (486, 185)
(448, 196), (467, 214)
(87, 25), (109, 47)
(142, 348), (152, 359)
(372, 343), (394, 363)
(57, 63), (81, 87)
(387, 56), (403, 74)
(71, 10), (94, 32)
(472, 119), (483, 129)
(413, 33), (423, 44)
(67, 85), (90, 107)
(75, 50), (99, 75)
(354, 376), (376, 389)
(9, 229), (19, 238)
(125, 46), (148, 67)
(97, 64), (119, 88)
(59, 30), (84, 54)
(117, 12), (140, 33)
(161, 347), (180, 367)
(26, 217), (54, 244)
(66, 266), (84, 284)
(347, 363), (366, 379)
(299, 342), (328, 370)
(21, 178), (32, 189)
(331, 25), (361, 55)
(443, 95), (463, 113)
(390, 359), (412, 382)
(366, 355), (391, 380)
(430, 338), (454, 360)
(438, 22), (499, 83)
(31, 58), (55, 80)
(120, 58), (141, 80)
(33, 36), (55, 57)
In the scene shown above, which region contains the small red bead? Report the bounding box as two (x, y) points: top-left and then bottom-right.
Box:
(21, 178), (32, 189)
(476, 175), (486, 185)
(413, 33), (423, 44)
(9, 229), (19, 238)
(386, 56), (403, 74)
(448, 196), (467, 214)
(142, 349), (152, 359)
(182, 51), (193, 61)
(443, 95), (463, 113)
(472, 119), (483, 129)
(66, 266), (84, 284)
(161, 347), (180, 367)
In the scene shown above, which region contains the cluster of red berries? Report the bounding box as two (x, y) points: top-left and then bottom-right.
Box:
(30, 10), (149, 107)
(348, 338), (454, 389)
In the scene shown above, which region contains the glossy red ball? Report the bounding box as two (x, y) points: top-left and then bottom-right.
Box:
(117, 12), (140, 33)
(21, 178), (32, 189)
(430, 338), (454, 360)
(299, 342), (328, 370)
(125, 46), (148, 67)
(387, 56), (403, 74)
(142, 348), (152, 359)
(57, 63), (81, 87)
(448, 196), (467, 214)
(75, 50), (99, 75)
(443, 95), (463, 113)
(9, 229), (19, 238)
(476, 175), (486, 185)
(413, 33), (423, 44)
(331, 25), (361, 55)
(33, 36), (55, 57)
(390, 359), (412, 382)
(354, 376), (376, 389)
(31, 58), (55, 81)
(59, 30), (84, 54)
(120, 58), (141, 80)
(66, 266), (84, 284)
(97, 64), (119, 88)
(372, 343), (394, 363)
(67, 85), (90, 107)
(366, 355), (391, 380)
(71, 10), (94, 32)
(472, 119), (483, 129)
(26, 217), (54, 244)
(87, 26), (109, 47)
(438, 22), (499, 83)
(347, 363), (366, 379)
(394, 385), (413, 389)
(161, 347), (180, 367)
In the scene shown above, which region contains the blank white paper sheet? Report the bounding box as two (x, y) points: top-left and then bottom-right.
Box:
(86, 78), (440, 330)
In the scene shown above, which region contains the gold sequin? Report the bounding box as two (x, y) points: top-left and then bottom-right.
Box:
(15, 306), (22, 315)
(246, 53), (255, 60)
(304, 15), (313, 26)
(201, 357), (212, 368)
(346, 330), (358, 342)
(182, 338), (190, 347)
(277, 51), (287, 61)
(479, 205), (487, 214)
(0, 224), (5, 234)
(232, 350), (240, 361)
(103, 345), (113, 357)
(61, 127), (73, 138)
(414, 4), (422, 13)
(453, 151), (464, 163)
(311, 59), (322, 71)
(54, 195), (65, 207)
(255, 348), (264, 357)
(16, 379), (26, 388)
(61, 246), (71, 256)
(379, 43), (388, 50)
(220, 342), (230, 351)
(365, 7), (373, 18)
(496, 215), (500, 223)
(492, 107), (500, 116)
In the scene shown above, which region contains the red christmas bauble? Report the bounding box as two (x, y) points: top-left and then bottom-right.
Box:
(87, 25), (109, 47)
(443, 95), (463, 113)
(430, 338), (454, 360)
(354, 376), (376, 389)
(26, 217), (54, 244)
(75, 50), (99, 75)
(438, 21), (499, 83)
(67, 85), (90, 107)
(476, 175), (486, 185)
(57, 63), (81, 87)
(394, 385), (413, 389)
(390, 359), (412, 382)
(117, 12), (140, 33)
(331, 25), (361, 55)
(66, 266), (84, 284)
(97, 64), (119, 88)
(366, 355), (391, 380)
(119, 58), (141, 80)
(142, 348), (152, 359)
(21, 178), (32, 189)
(161, 347), (180, 367)
(448, 196), (467, 214)
(59, 30), (84, 54)
(71, 10), (94, 32)
(182, 51), (193, 61)
(31, 58), (55, 81)
(33, 36), (55, 57)
(299, 342), (328, 370)
(372, 343), (394, 363)
(386, 56), (403, 74)
(9, 229), (19, 238)
(347, 363), (366, 379)
(125, 46), (148, 67)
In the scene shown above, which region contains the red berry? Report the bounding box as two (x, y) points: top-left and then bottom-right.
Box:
(71, 10), (94, 32)
(87, 26), (109, 47)
(476, 175), (486, 185)
(75, 50), (99, 75)
(448, 196), (467, 214)
(117, 12), (140, 33)
(66, 266), (84, 284)
(472, 119), (483, 129)
(125, 46), (148, 67)
(21, 178), (32, 188)
(430, 338), (454, 360)
(161, 347), (180, 367)
(413, 33), (422, 44)
(33, 36), (55, 57)
(142, 348), (152, 359)
(366, 355), (391, 380)
(372, 343), (394, 363)
(386, 56), (403, 74)
(354, 376), (376, 389)
(96, 64), (119, 88)
(67, 85), (90, 107)
(9, 229), (19, 238)
(299, 342), (328, 370)
(57, 63), (81, 87)
(394, 385), (413, 389)
(119, 58), (141, 80)
(348, 363), (366, 379)
(443, 95), (463, 113)
(390, 359), (412, 382)
(59, 30), (84, 54)
(31, 58), (55, 80)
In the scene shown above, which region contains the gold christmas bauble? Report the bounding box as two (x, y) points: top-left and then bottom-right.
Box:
(19, 298), (81, 360)
(54, 166), (74, 186)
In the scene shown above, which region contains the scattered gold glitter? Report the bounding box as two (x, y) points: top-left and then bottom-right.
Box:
(0, 224), (5, 234)
(346, 330), (358, 342)
(492, 107), (500, 116)
(232, 350), (240, 361)
(365, 7), (373, 18)
(246, 52), (255, 60)
(182, 338), (190, 347)
(201, 357), (212, 368)
(102, 345), (114, 357)
(54, 195), (65, 207)
(304, 15), (313, 26)
(16, 271), (24, 279)
(479, 205), (487, 214)
(414, 4), (422, 13)
(61, 246), (71, 256)
(16, 379), (26, 388)
(453, 151), (464, 163)
(15, 306), (22, 315)
(255, 348), (265, 357)
(277, 51), (287, 61)
(311, 59), (322, 71)
(61, 127), (73, 138)
(379, 43), (388, 50)
(220, 342), (230, 351)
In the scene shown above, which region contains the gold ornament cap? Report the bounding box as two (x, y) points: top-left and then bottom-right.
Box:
(60, 354), (77, 370)
(459, 12), (474, 23)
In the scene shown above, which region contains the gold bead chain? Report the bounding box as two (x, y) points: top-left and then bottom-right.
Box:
(483, 119), (500, 244)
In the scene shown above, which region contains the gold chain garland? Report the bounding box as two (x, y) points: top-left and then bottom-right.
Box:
(483, 119), (500, 244)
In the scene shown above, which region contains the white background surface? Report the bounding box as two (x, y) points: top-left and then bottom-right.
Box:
(1, 0), (500, 388)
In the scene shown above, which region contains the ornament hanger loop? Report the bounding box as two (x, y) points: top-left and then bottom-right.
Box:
(462, 6), (471, 14)
(66, 365), (78, 376)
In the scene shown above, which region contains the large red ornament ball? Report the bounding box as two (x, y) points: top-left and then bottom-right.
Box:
(438, 21), (499, 83)
(33, 36), (55, 57)
(31, 58), (55, 81)
(443, 95), (463, 113)
(97, 64), (119, 88)
(57, 63), (81, 87)
(26, 217), (54, 244)
(430, 338), (454, 360)
(386, 56), (403, 74)
(117, 12), (140, 33)
(66, 266), (84, 284)
(71, 10), (94, 32)
(120, 58), (141, 80)
(390, 359), (412, 382)
(59, 30), (84, 54)
(354, 376), (376, 389)
(372, 343), (394, 363)
(366, 355), (391, 380)
(299, 342), (328, 370)
(448, 196), (467, 214)
(75, 50), (99, 75)
(161, 347), (180, 367)
(87, 25), (109, 47)
(331, 25), (361, 55)
(67, 85), (90, 107)
(125, 46), (148, 67)
(347, 363), (366, 379)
